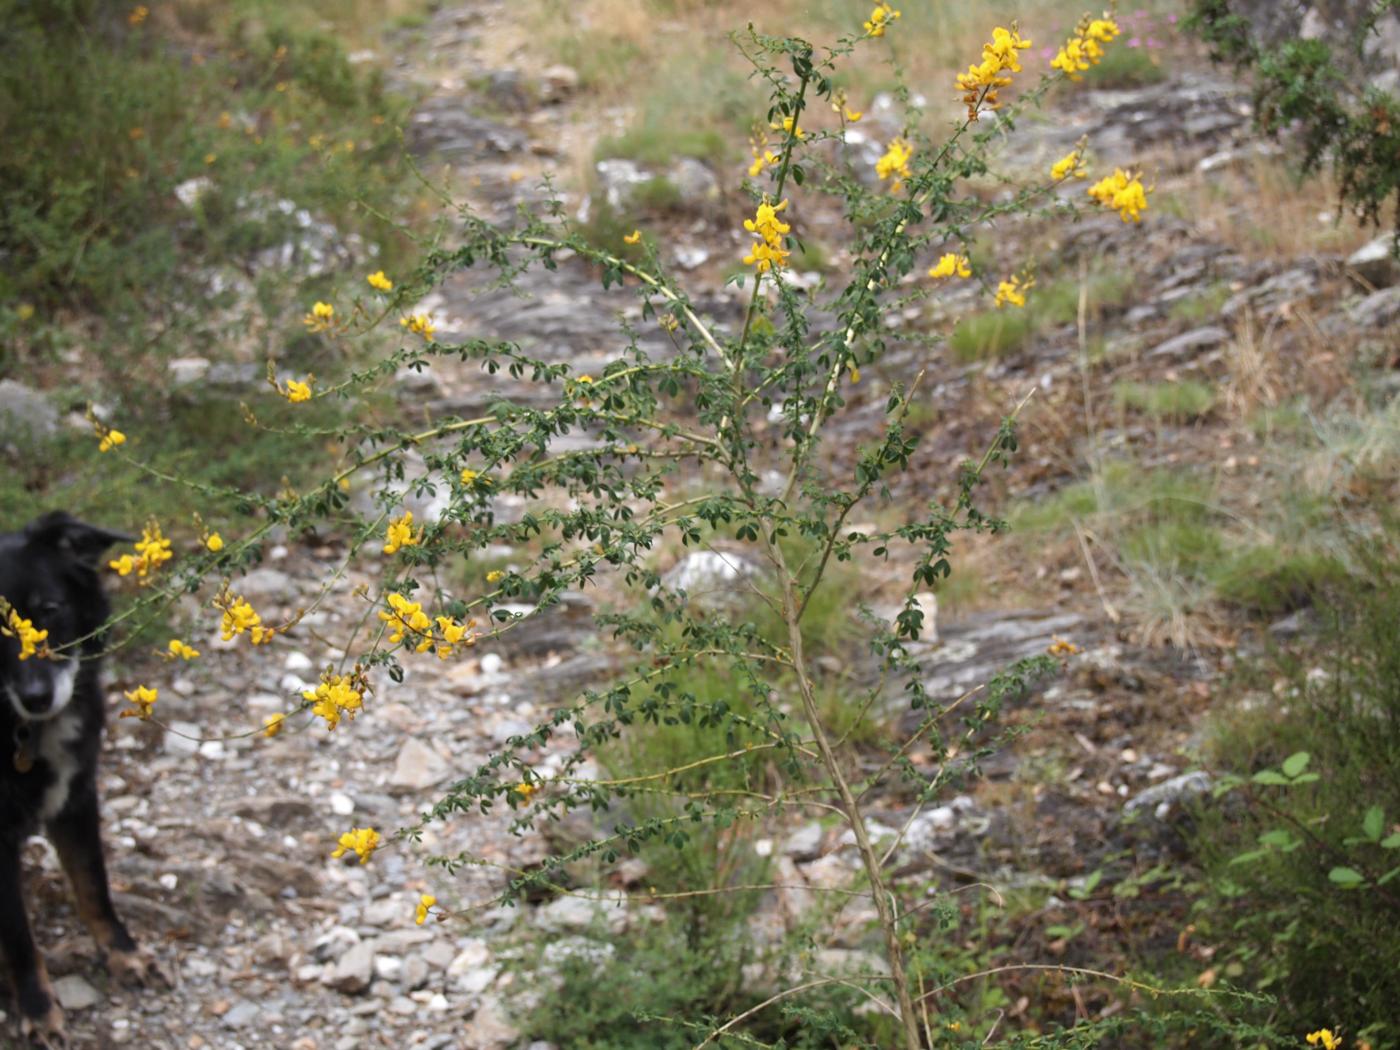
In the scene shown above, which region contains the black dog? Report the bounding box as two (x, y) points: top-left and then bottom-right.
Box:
(0, 512), (161, 1046)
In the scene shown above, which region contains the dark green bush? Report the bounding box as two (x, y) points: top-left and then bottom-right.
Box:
(1192, 533), (1400, 1046)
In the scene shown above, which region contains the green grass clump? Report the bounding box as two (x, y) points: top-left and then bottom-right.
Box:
(1114, 379), (1216, 421)
(949, 308), (1038, 362)
(1081, 44), (1169, 88)
(1210, 543), (1348, 614)
(1191, 536), (1400, 1044)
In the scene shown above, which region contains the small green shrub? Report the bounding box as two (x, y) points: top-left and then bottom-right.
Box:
(1192, 536), (1400, 1045)
(1114, 379), (1216, 422)
(1211, 544), (1348, 615)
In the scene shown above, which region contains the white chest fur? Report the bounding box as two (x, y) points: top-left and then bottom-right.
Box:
(37, 705), (84, 821)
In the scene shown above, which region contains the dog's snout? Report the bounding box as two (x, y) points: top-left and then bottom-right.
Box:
(15, 677), (53, 715)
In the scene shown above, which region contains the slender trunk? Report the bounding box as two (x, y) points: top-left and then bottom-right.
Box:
(768, 541), (922, 1050)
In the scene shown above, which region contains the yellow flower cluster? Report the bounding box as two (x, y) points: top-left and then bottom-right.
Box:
(366, 270), (393, 292)
(742, 198), (792, 273)
(331, 827), (380, 865)
(955, 26), (1031, 121)
(1306, 1031), (1342, 1050)
(109, 523), (173, 581)
(995, 274), (1035, 308)
(863, 2), (900, 37)
(263, 713), (285, 738)
(1050, 147), (1087, 181)
(303, 301), (335, 333)
(875, 138), (913, 192)
(928, 253), (971, 280)
(205, 532), (224, 552)
(167, 639), (200, 661)
(96, 424), (127, 453)
(217, 593), (275, 645)
(1087, 168), (1150, 222)
(514, 781), (538, 803)
(459, 468), (491, 486)
(1051, 16), (1121, 81)
(415, 893), (437, 925)
(281, 378), (313, 403)
(1047, 636), (1082, 656)
(769, 115), (805, 141)
(747, 146), (779, 178)
(400, 314), (436, 340)
(623, 230), (642, 245)
(383, 510), (422, 555)
(120, 685), (157, 721)
(128, 5), (148, 27)
(2, 607), (49, 660)
(303, 672), (365, 730)
(378, 593), (476, 659)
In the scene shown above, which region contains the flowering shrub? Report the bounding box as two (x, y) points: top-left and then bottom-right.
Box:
(37, 8), (1277, 1045)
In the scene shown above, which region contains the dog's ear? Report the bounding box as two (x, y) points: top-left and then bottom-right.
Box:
(25, 511), (133, 570)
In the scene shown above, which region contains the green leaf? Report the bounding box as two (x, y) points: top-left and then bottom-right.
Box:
(1378, 866), (1400, 886)
(1229, 849), (1269, 866)
(1258, 829), (1299, 851)
(1363, 806), (1385, 842)
(1327, 866), (1366, 888)
(1251, 770), (1291, 786)
(1380, 833), (1400, 850)
(1281, 751), (1311, 778)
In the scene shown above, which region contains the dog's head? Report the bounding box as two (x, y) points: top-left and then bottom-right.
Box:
(0, 512), (130, 721)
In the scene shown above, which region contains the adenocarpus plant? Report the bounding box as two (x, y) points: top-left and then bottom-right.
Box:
(62, 8), (1201, 1046)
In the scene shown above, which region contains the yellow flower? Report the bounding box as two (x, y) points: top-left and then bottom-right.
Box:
(330, 827), (380, 864)
(303, 301), (335, 333)
(743, 199), (793, 273)
(486, 570), (504, 583)
(128, 5), (149, 26)
(2, 608), (49, 661)
(15, 304), (34, 322)
(955, 25), (1031, 120)
(623, 230), (642, 245)
(863, 2), (901, 37)
(513, 782), (538, 803)
(994, 274), (1035, 308)
(218, 593), (274, 645)
(1087, 168), (1150, 222)
(432, 615), (472, 660)
(383, 510), (421, 555)
(97, 427), (127, 453)
(1307, 1031), (1342, 1050)
(769, 115), (805, 140)
(206, 532), (224, 552)
(844, 107), (863, 122)
(120, 685), (157, 720)
(576, 374), (594, 385)
(415, 894), (437, 925)
(283, 378), (313, 403)
(167, 639), (200, 661)
(875, 139), (913, 191)
(747, 148), (779, 177)
(1053, 16), (1120, 81)
(262, 713), (285, 738)
(928, 253), (972, 280)
(400, 314), (436, 340)
(378, 592), (434, 650)
(1050, 148), (1087, 181)
(109, 523), (173, 582)
(303, 672), (365, 730)
(366, 270), (393, 292)
(203, 153), (217, 166)
(1047, 636), (1081, 656)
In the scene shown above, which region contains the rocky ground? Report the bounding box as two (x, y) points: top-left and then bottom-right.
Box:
(9, 1), (1400, 1047)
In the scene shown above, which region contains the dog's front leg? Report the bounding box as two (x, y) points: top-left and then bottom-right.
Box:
(0, 840), (66, 1048)
(46, 785), (162, 987)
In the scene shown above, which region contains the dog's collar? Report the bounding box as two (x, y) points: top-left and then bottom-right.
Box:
(12, 724), (34, 774)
